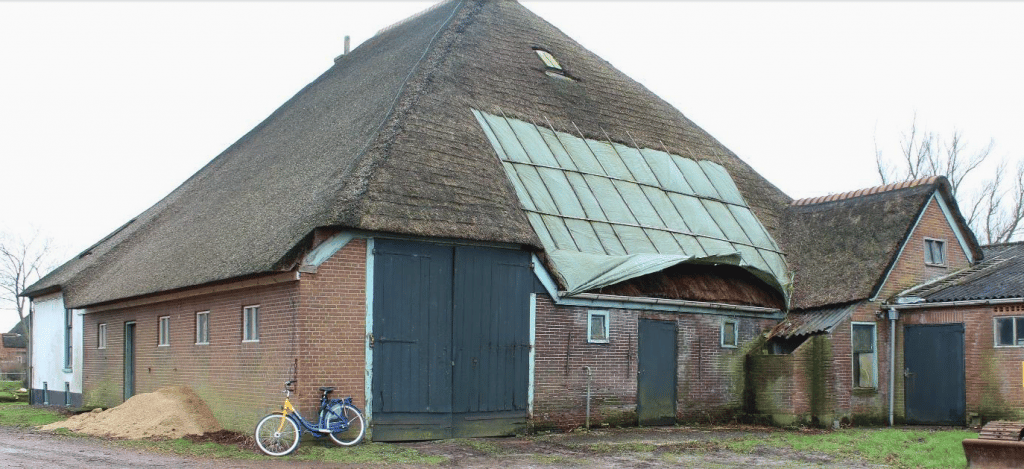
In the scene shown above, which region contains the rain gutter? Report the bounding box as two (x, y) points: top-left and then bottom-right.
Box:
(886, 297), (1024, 310)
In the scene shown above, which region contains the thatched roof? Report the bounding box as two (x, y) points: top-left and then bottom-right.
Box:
(781, 176), (981, 310)
(25, 0), (791, 309)
(900, 242), (1024, 303)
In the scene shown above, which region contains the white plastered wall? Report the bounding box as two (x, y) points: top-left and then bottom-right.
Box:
(30, 293), (83, 394)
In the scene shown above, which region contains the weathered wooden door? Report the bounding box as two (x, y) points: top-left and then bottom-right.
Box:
(637, 319), (677, 425)
(904, 324), (966, 425)
(123, 321), (136, 401)
(372, 240), (531, 441)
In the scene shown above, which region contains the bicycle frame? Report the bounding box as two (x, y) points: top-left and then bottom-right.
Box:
(277, 389), (352, 437)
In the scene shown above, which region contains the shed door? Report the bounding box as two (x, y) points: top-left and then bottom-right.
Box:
(904, 324), (966, 425)
(372, 240), (531, 441)
(638, 319), (677, 425)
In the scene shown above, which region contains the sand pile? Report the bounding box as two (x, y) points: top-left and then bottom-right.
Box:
(41, 386), (221, 439)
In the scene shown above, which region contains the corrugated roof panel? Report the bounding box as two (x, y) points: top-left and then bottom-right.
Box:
(613, 225), (657, 254)
(584, 176), (635, 224)
(474, 110), (510, 161)
(614, 181), (664, 228)
(558, 133), (606, 175)
(507, 118), (559, 167)
(730, 205), (775, 249)
(565, 218), (605, 254)
(537, 126), (579, 171)
(480, 112), (530, 163)
(614, 143), (660, 186)
(540, 214), (577, 251)
(586, 139), (633, 180)
(475, 110), (790, 298)
(641, 148), (695, 195)
(672, 156), (721, 199)
(501, 162), (536, 211)
(767, 304), (855, 340)
(672, 233), (708, 257)
(592, 222), (628, 255)
(515, 165), (559, 214)
(700, 161), (746, 206)
(538, 167), (586, 218)
(702, 199), (753, 245)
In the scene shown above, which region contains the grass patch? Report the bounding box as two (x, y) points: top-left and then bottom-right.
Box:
(721, 427), (977, 468)
(120, 436), (445, 465)
(0, 381), (28, 402)
(456, 438), (510, 455)
(0, 402), (67, 427)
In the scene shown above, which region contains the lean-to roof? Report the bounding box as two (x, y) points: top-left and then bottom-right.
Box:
(26, 0), (792, 308)
(901, 242), (1024, 303)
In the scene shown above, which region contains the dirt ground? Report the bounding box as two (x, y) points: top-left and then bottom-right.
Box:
(8, 423), (892, 468)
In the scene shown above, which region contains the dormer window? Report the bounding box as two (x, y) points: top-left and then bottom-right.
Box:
(924, 238), (946, 266)
(533, 47), (575, 81)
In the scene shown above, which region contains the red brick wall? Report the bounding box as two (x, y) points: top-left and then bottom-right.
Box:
(81, 239), (368, 432)
(532, 295), (776, 429)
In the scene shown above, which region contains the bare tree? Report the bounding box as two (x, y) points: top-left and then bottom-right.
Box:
(0, 230), (55, 342)
(876, 116), (1022, 244)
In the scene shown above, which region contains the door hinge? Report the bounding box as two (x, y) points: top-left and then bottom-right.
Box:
(367, 333), (374, 348)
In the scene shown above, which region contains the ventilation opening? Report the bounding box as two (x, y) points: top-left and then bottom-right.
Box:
(65, 382), (71, 406)
(765, 335), (810, 355)
(42, 382), (48, 405)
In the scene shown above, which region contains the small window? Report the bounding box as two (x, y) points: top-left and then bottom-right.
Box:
(587, 310), (609, 343)
(196, 311), (209, 345)
(63, 309), (73, 370)
(534, 48), (562, 70)
(721, 319), (738, 348)
(158, 316), (170, 346)
(852, 323), (877, 388)
(97, 323), (107, 349)
(924, 238), (947, 266)
(243, 305), (260, 342)
(994, 316), (1024, 347)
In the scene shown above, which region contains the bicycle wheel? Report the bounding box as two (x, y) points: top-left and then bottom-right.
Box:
(324, 402), (365, 446)
(255, 413), (301, 456)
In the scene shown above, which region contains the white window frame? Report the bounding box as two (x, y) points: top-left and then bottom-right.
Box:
(721, 319), (739, 348)
(158, 316), (170, 347)
(196, 311), (209, 345)
(243, 305), (260, 342)
(851, 322), (878, 388)
(924, 238), (947, 266)
(994, 316), (1024, 347)
(533, 48), (562, 70)
(97, 323), (107, 349)
(587, 310), (610, 344)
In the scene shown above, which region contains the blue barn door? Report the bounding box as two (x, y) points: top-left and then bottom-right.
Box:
(638, 319), (677, 425)
(904, 324), (966, 425)
(372, 240), (531, 441)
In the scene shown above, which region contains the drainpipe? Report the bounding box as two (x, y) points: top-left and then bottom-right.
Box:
(888, 307), (898, 427)
(583, 366), (592, 430)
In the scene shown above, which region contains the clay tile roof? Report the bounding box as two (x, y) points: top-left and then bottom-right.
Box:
(790, 176), (943, 207)
(24, 0), (792, 309)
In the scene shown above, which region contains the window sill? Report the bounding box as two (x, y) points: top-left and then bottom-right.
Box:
(852, 387), (878, 397)
(62, 368), (72, 374)
(587, 339), (609, 344)
(924, 263), (947, 268)
(195, 342), (209, 346)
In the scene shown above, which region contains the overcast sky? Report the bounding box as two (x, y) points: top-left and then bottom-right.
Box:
(2, 1), (1023, 330)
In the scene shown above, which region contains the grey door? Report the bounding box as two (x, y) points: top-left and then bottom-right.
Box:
(638, 319), (677, 425)
(372, 240), (531, 441)
(904, 324), (966, 425)
(123, 322), (136, 401)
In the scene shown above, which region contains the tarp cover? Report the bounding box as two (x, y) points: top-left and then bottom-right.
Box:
(474, 109), (791, 300)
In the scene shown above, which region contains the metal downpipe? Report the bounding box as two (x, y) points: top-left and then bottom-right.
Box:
(889, 307), (897, 427)
(584, 366), (592, 430)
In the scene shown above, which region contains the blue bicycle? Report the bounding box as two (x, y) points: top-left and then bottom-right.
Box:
(254, 380), (365, 456)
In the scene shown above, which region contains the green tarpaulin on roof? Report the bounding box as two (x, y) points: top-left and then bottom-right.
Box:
(473, 109), (791, 301)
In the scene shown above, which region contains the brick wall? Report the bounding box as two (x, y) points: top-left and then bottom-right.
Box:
(532, 295), (776, 430)
(81, 239), (368, 432)
(902, 304), (1024, 422)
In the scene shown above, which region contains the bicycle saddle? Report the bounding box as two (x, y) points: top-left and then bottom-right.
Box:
(319, 387), (335, 394)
